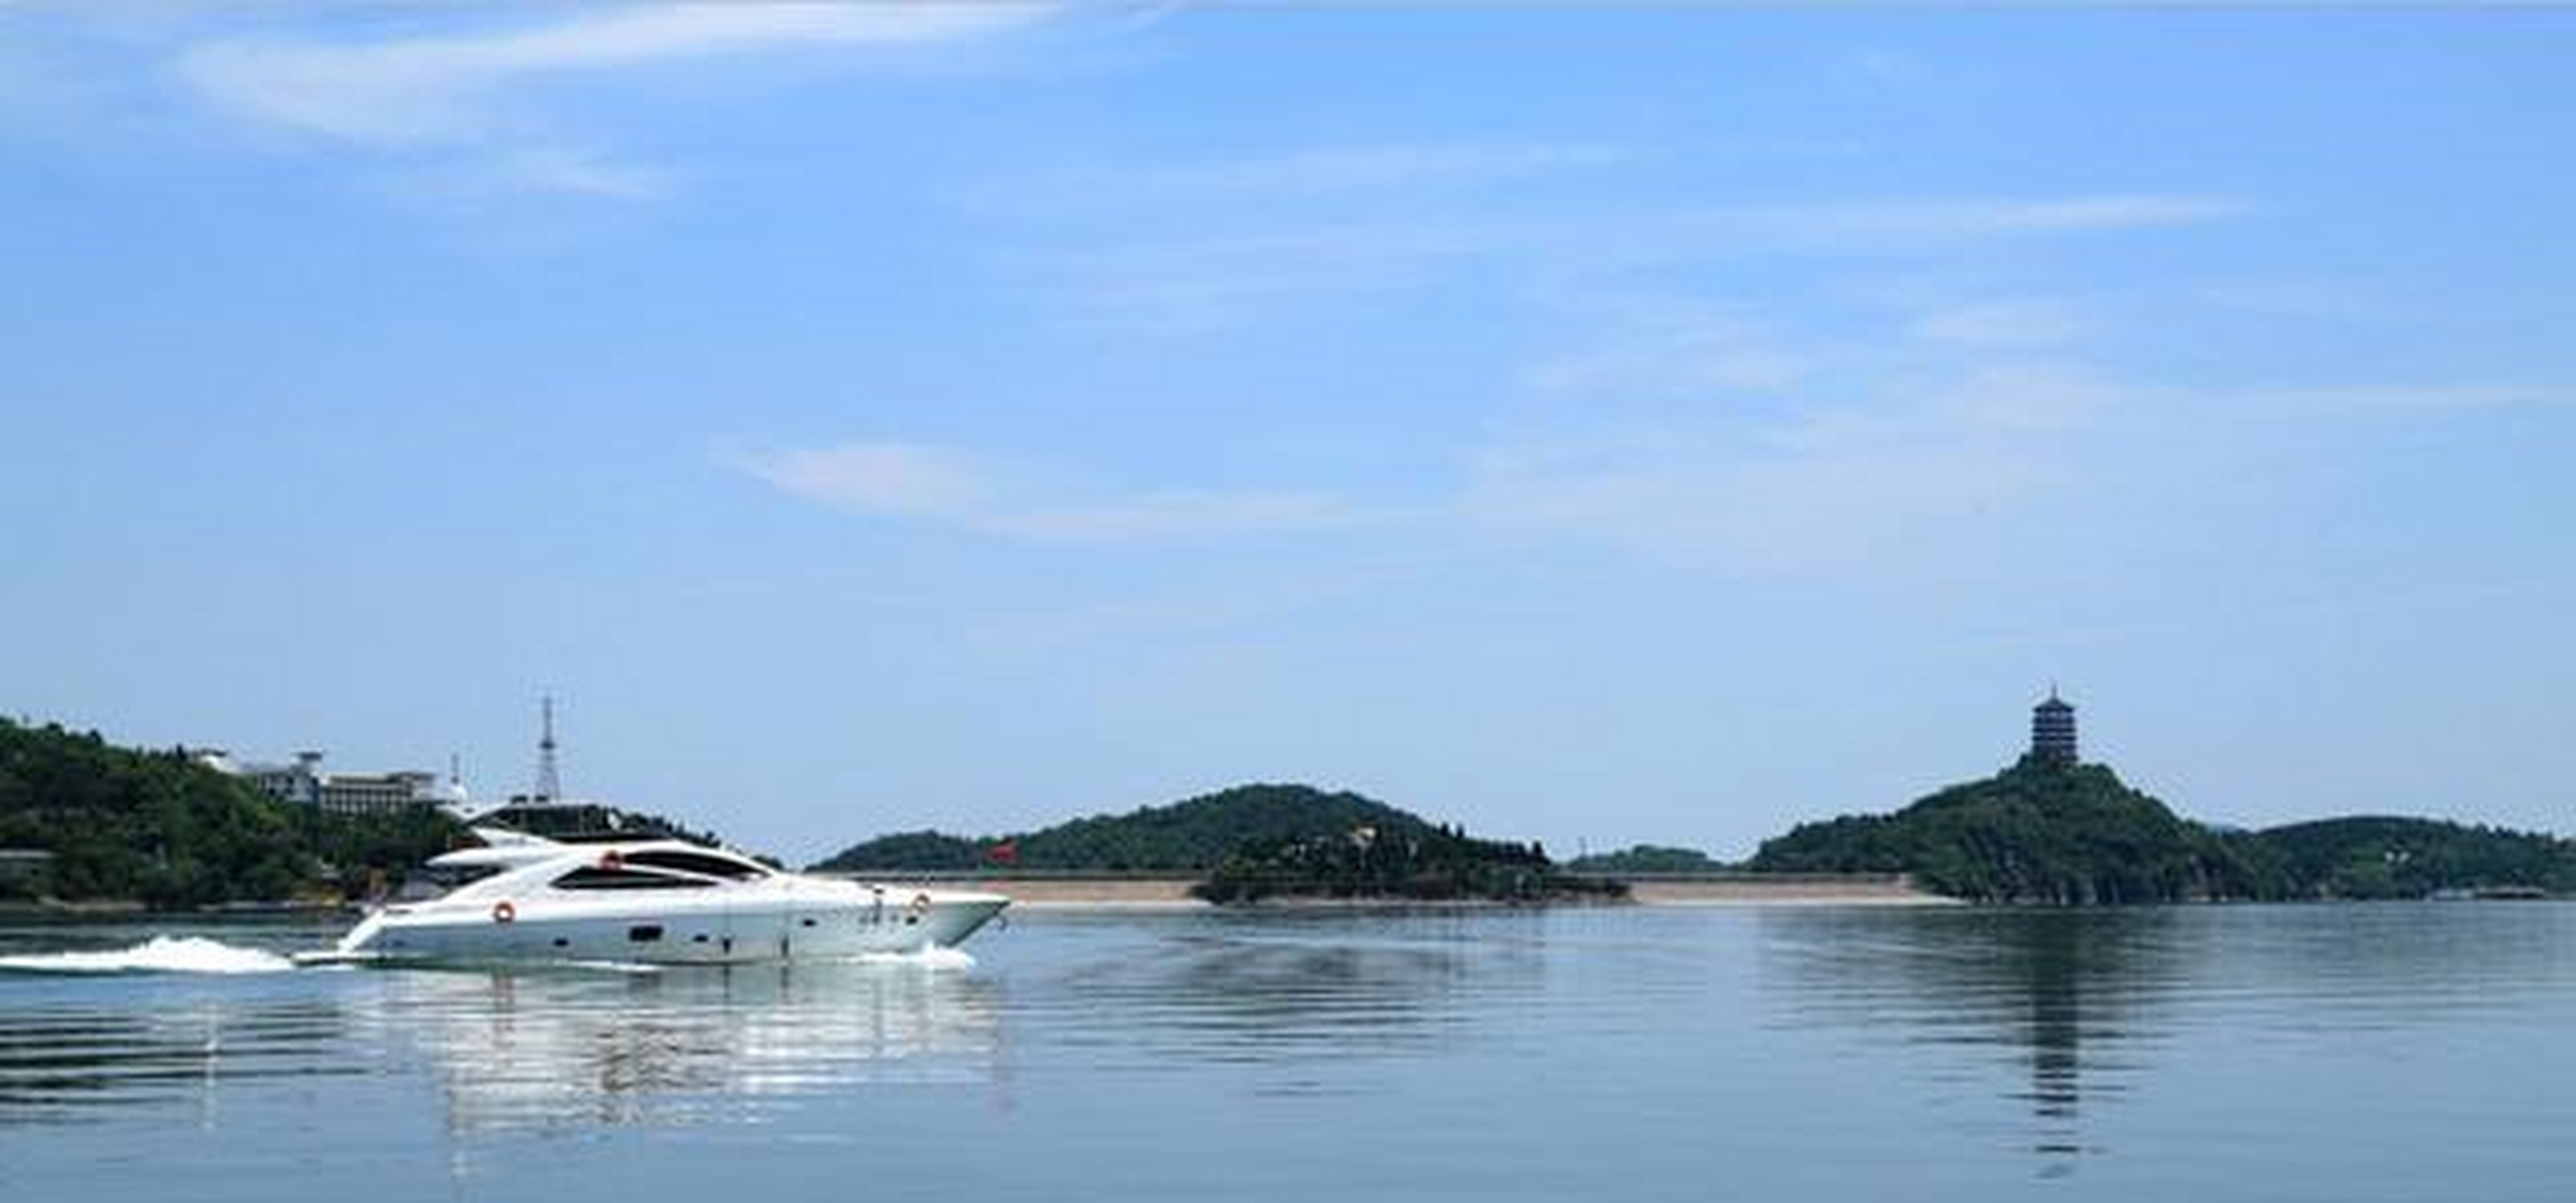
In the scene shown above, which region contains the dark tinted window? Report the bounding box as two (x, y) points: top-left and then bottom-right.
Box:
(620, 851), (767, 881)
(551, 867), (712, 891)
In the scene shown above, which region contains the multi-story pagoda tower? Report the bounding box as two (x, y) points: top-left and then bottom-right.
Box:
(2031, 689), (2078, 766)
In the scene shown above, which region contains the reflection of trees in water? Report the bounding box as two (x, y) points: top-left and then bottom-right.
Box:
(386, 962), (1005, 1135)
(1761, 908), (2192, 1175)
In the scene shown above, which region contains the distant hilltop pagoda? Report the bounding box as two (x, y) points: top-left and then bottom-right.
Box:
(2031, 689), (2079, 766)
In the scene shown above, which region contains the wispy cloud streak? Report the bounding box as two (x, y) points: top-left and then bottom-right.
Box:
(1027, 186), (2251, 333)
(732, 441), (1371, 543)
(178, 5), (1047, 194)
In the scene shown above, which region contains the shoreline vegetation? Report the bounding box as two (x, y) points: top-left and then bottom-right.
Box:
(8, 715), (2571, 910)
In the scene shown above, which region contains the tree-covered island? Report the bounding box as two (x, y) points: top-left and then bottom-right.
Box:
(1751, 754), (2576, 903)
(815, 783), (1623, 904)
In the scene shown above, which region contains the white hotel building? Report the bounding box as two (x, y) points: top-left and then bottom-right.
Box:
(196, 749), (463, 818)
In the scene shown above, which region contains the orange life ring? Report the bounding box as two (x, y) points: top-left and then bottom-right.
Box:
(492, 899), (517, 924)
(908, 892), (932, 914)
(599, 850), (624, 871)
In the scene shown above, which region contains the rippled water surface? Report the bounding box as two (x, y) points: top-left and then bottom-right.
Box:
(4, 905), (2572, 1201)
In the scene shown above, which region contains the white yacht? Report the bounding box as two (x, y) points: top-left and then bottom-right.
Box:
(314, 829), (1010, 965)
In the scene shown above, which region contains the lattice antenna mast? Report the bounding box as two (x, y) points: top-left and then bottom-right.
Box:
(533, 696), (563, 804)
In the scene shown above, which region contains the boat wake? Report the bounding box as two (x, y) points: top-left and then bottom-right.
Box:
(0, 935), (298, 976)
(840, 945), (978, 971)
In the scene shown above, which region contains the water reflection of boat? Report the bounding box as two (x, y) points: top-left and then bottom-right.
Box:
(313, 830), (1009, 965)
(386, 961), (1004, 1134)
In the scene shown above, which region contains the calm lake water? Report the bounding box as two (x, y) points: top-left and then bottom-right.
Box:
(4, 904), (2572, 1201)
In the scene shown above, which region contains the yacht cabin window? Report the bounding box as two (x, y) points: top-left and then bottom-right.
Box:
(550, 866), (715, 891)
(619, 851), (769, 881)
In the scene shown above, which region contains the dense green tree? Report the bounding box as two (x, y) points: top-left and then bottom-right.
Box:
(1563, 844), (1728, 874)
(1196, 823), (1620, 903)
(813, 784), (1435, 873)
(0, 719), (464, 907)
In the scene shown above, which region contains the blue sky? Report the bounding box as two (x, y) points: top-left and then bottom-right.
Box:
(6, 6), (2571, 862)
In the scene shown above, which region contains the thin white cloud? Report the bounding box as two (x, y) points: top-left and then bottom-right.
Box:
(1595, 195), (2250, 265)
(1523, 298), (1814, 396)
(1907, 298), (2086, 349)
(1029, 192), (2248, 335)
(1459, 360), (2568, 576)
(1830, 47), (1924, 96)
(1823, 195), (2249, 237)
(2191, 278), (2390, 323)
(732, 365), (2559, 568)
(732, 441), (1370, 544)
(966, 135), (1873, 223)
(1459, 367), (2100, 576)
(1013, 140), (1637, 210)
(177, 4), (1047, 193)
(1211, 141), (1632, 192)
(2228, 383), (2568, 416)
(738, 443), (995, 522)
(1463, 432), (2040, 575)
(1029, 218), (1526, 336)
(993, 490), (1362, 542)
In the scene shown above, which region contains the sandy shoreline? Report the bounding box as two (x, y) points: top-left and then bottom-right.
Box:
(1619, 876), (1952, 906)
(842, 874), (1951, 910)
(4, 874), (1949, 917)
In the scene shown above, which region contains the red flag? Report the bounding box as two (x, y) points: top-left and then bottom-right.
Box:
(987, 840), (1020, 867)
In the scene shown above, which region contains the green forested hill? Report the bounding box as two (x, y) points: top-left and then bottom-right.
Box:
(815, 781), (1611, 902)
(812, 783), (1428, 872)
(1750, 758), (2267, 903)
(0, 719), (463, 907)
(2230, 816), (2576, 898)
(1749, 755), (2574, 903)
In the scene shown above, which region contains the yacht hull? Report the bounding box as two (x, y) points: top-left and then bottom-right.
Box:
(336, 887), (1009, 965)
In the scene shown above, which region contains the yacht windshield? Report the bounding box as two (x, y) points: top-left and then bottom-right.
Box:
(620, 850), (768, 881)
